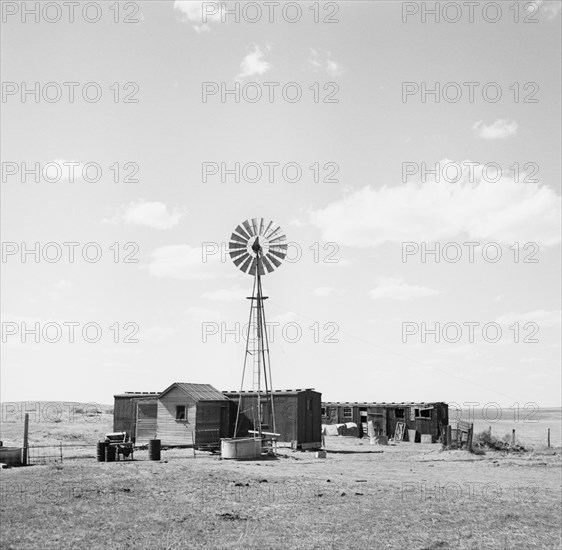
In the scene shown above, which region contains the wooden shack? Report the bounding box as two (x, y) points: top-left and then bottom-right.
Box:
(322, 401), (448, 442)
(223, 389), (322, 449)
(113, 392), (160, 444)
(157, 383), (230, 447)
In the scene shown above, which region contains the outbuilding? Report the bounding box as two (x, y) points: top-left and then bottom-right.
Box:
(223, 389), (322, 449)
(322, 401), (449, 442)
(157, 383), (230, 447)
(113, 392), (160, 445)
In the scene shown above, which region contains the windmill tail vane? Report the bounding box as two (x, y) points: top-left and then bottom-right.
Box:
(228, 218), (287, 441)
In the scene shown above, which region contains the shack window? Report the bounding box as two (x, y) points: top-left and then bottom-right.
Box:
(321, 407), (326, 416)
(395, 408), (405, 418)
(175, 405), (186, 420)
(414, 407), (432, 419)
(343, 407), (352, 419)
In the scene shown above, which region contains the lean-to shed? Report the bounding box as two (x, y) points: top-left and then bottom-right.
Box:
(157, 383), (230, 447)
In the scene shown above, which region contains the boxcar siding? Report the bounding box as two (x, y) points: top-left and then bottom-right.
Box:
(135, 401), (157, 444)
(113, 396), (137, 435)
(225, 391), (321, 445)
(157, 387), (197, 446)
(194, 401), (228, 445)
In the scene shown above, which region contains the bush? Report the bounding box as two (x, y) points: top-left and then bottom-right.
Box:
(473, 430), (527, 452)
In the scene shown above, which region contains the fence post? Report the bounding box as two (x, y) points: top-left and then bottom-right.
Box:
(446, 425), (452, 450)
(22, 413), (29, 466)
(511, 429), (515, 448)
(467, 423), (473, 452)
(547, 429), (551, 448)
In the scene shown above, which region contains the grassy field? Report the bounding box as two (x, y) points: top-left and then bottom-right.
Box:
(1, 404), (561, 549)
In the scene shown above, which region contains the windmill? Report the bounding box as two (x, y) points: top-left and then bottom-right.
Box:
(228, 218), (287, 443)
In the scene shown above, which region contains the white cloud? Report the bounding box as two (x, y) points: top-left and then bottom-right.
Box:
(496, 309), (561, 328)
(306, 162), (561, 247)
(147, 244), (226, 280)
(368, 277), (439, 301)
(473, 119), (518, 140)
(307, 49), (343, 77)
(201, 286), (248, 302)
(530, 1), (562, 19)
(54, 279), (72, 290)
(173, 1), (223, 33)
(103, 200), (185, 230)
(236, 44), (272, 82)
(313, 286), (335, 297)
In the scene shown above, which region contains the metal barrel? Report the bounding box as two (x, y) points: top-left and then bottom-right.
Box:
(148, 439), (161, 461)
(96, 441), (108, 462)
(105, 444), (116, 462)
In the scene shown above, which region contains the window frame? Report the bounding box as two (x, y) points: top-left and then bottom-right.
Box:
(175, 405), (187, 421)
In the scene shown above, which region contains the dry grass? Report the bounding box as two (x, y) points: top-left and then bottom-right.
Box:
(1, 405), (561, 549)
(2, 438), (561, 549)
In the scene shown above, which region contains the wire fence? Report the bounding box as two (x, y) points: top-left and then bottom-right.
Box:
(25, 444), (96, 465)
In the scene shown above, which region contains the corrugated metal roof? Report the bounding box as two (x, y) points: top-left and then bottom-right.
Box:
(160, 383), (229, 401)
(114, 392), (160, 397)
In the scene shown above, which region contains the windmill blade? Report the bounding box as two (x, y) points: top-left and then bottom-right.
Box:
(265, 253), (282, 269)
(242, 219), (255, 237)
(248, 258), (258, 276)
(228, 241), (247, 253)
(230, 232), (249, 245)
(261, 254), (275, 273)
(270, 243), (288, 252)
(239, 254), (254, 273)
(251, 218), (260, 236)
(266, 226), (283, 240)
(269, 248), (287, 260)
(263, 220), (274, 238)
(232, 252), (251, 268)
(268, 235), (287, 245)
(258, 218), (265, 236)
(234, 224), (251, 241)
(229, 248), (247, 261)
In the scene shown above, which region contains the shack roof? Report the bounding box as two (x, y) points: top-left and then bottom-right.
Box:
(223, 389), (318, 396)
(160, 383), (229, 401)
(322, 401), (447, 407)
(114, 392), (160, 398)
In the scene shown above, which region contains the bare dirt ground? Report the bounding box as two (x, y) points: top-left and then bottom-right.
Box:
(1, 412), (561, 550)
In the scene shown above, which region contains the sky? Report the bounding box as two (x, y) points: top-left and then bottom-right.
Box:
(1, 1), (561, 409)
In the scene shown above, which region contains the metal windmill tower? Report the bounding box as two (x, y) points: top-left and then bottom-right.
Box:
(228, 218), (287, 440)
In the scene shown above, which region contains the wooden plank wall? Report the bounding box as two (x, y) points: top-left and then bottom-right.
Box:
(136, 401), (157, 444)
(157, 387), (196, 446)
